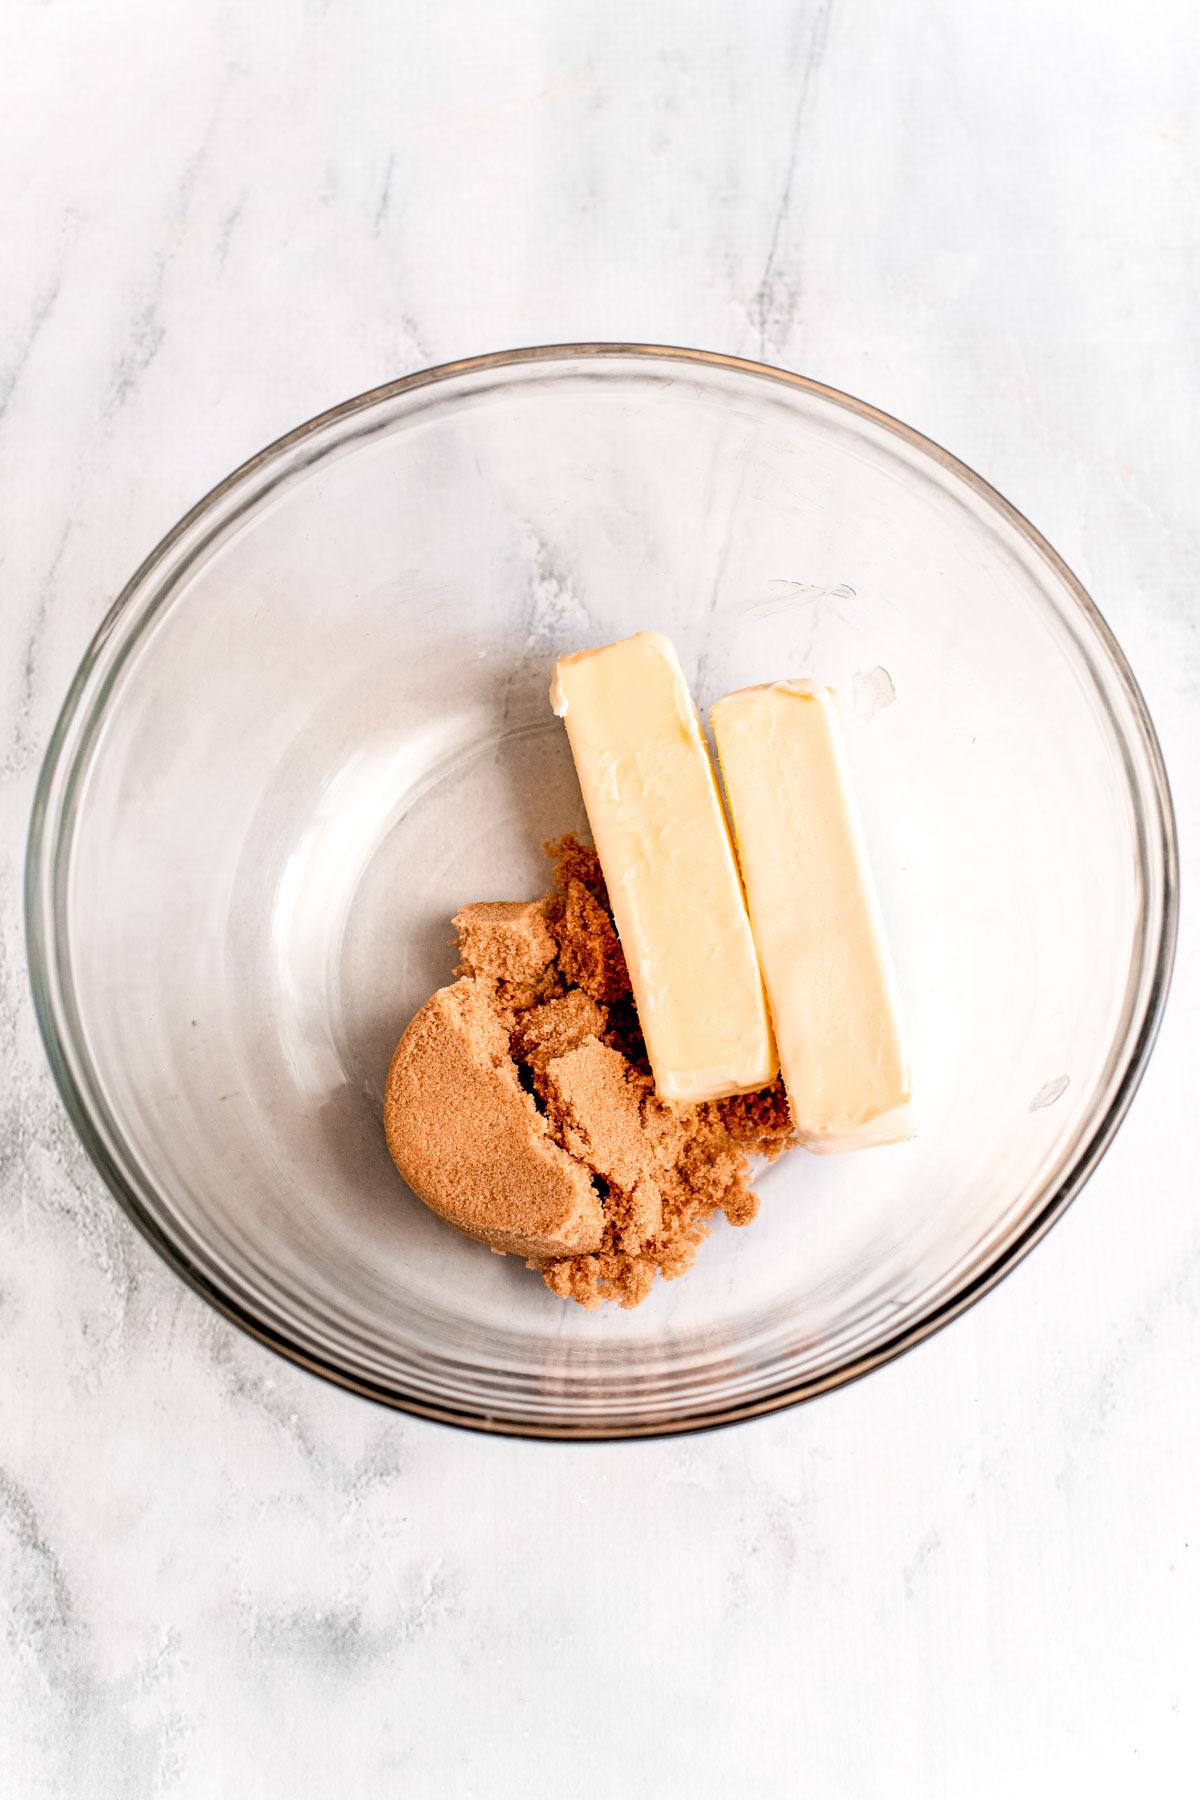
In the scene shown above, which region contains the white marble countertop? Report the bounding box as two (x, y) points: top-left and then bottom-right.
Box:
(2, 2), (1197, 1793)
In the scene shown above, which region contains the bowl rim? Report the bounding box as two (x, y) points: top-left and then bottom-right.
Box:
(24, 341), (1181, 1441)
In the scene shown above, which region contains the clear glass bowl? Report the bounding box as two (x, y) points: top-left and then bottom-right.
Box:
(26, 346), (1178, 1438)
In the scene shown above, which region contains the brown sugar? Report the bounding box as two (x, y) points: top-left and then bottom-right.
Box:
(453, 899), (558, 1007)
(384, 977), (603, 1260)
(535, 1038), (657, 1192)
(384, 835), (796, 1309)
(510, 990), (608, 1068)
(551, 879), (632, 1006)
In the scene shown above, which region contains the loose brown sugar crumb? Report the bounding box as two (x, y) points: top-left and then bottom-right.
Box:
(528, 836), (792, 1307)
(544, 833), (610, 906)
(535, 1039), (655, 1188)
(717, 1079), (795, 1163)
(542, 1250), (658, 1312)
(550, 879), (632, 1006)
(384, 831), (796, 1309)
(454, 900), (559, 1009)
(510, 990), (608, 1069)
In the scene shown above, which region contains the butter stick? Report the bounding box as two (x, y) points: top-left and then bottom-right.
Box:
(711, 681), (914, 1153)
(551, 633), (776, 1102)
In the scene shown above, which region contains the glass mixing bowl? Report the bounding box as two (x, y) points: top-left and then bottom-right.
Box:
(26, 346), (1178, 1438)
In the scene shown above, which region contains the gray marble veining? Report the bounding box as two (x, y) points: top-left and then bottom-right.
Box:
(2, 1), (1198, 1794)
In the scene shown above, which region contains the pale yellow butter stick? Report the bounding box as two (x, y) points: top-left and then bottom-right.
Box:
(711, 680), (914, 1153)
(551, 633), (777, 1102)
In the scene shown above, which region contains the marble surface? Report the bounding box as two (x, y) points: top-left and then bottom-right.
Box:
(2, 1), (1197, 1792)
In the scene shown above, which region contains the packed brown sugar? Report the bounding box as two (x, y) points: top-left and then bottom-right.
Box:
(384, 836), (794, 1310)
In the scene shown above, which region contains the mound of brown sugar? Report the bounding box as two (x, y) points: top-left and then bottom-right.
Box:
(384, 837), (794, 1309)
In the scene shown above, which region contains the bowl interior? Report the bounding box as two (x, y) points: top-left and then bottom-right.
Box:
(34, 351), (1172, 1434)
